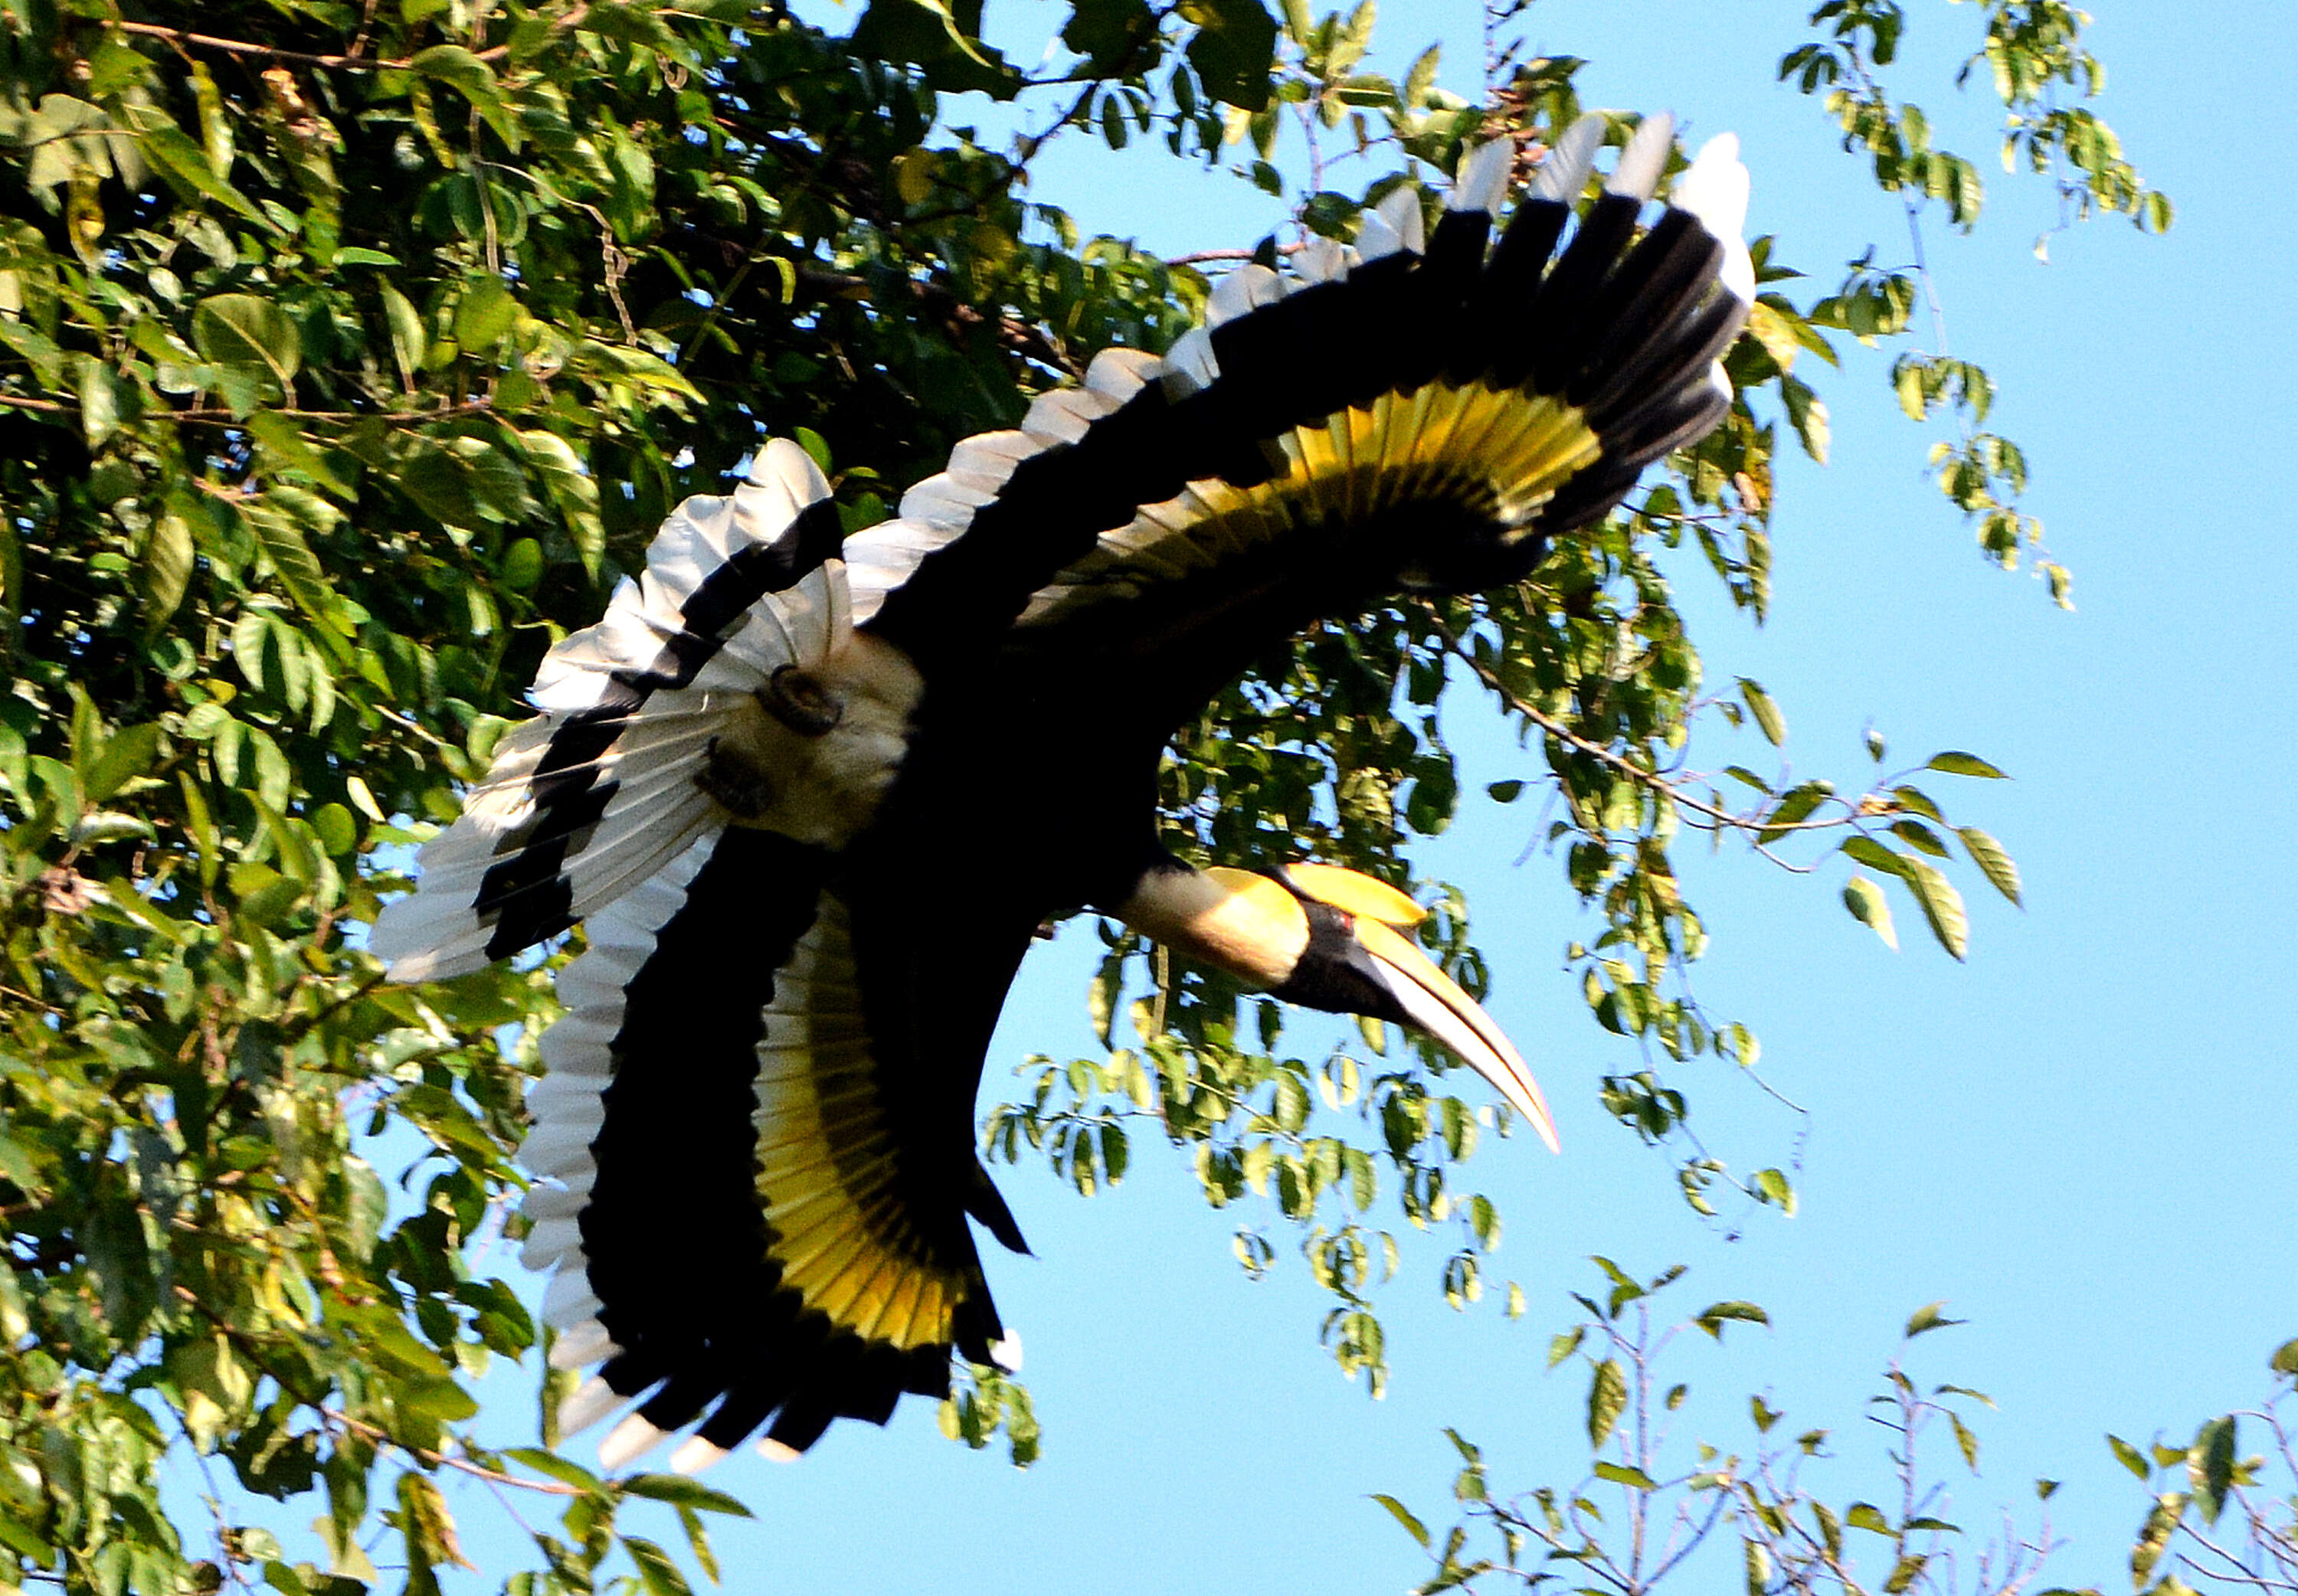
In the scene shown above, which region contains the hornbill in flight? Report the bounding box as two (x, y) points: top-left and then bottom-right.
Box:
(372, 115), (1754, 1470)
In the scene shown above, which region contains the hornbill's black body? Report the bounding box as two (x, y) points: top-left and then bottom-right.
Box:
(372, 116), (1755, 1469)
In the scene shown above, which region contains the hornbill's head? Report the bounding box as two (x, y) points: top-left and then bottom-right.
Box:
(1124, 862), (1558, 1153)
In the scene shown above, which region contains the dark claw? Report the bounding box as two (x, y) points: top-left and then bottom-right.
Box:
(697, 736), (777, 819)
(758, 665), (843, 737)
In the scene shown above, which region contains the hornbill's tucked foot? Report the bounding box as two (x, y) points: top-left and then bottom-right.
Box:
(696, 735), (777, 819)
(758, 663), (844, 737)
(372, 117), (1754, 1470)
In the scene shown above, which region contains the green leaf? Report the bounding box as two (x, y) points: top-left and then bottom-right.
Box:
(1927, 751), (2009, 779)
(1737, 679), (1786, 746)
(84, 722), (162, 803)
(2131, 1493), (2187, 1583)
(192, 293), (303, 405)
(381, 284), (427, 388)
(794, 427), (834, 476)
(1752, 1168), (1796, 1214)
(1900, 855), (1970, 960)
(74, 353), (125, 446)
(248, 412), (356, 498)
(850, 0), (1020, 96)
(1904, 1301), (1966, 1339)
(1842, 874), (1898, 949)
(2187, 1415), (2236, 1526)
(1956, 826), (2022, 905)
(1890, 817), (1951, 858)
(1547, 1326), (1585, 1369)
(1368, 1493), (1429, 1549)
(581, 0), (688, 51)
(619, 1476), (753, 1516)
(1593, 1461), (1657, 1490)
(1757, 778), (1832, 843)
(673, 1503), (720, 1585)
(2270, 1338), (2298, 1377)
(241, 495), (343, 631)
(1842, 835), (1906, 878)
(455, 276), (519, 350)
(1948, 1409), (1980, 1470)
(1695, 1300), (1770, 1339)
(1180, 0), (1279, 110)
(1782, 374), (1830, 463)
(1845, 1502), (1892, 1535)
(406, 45), (501, 104)
(122, 101), (270, 225)
(1586, 1357), (1628, 1450)
(516, 429), (604, 576)
(623, 1537), (692, 1596)
(500, 1448), (605, 1494)
(396, 1473), (469, 1586)
(0, 1507), (52, 1563)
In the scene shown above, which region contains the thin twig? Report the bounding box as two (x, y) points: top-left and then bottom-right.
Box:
(1420, 606), (1856, 842)
(7, 391), (491, 426)
(109, 20), (427, 70)
(320, 1408), (582, 1497)
(282, 968), (392, 1042)
(373, 705), (463, 754)
(1165, 241), (1305, 268)
(110, 6), (594, 67)
(1845, 51), (1949, 355)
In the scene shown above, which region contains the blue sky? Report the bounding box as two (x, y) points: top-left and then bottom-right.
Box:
(409, 1), (2298, 1589)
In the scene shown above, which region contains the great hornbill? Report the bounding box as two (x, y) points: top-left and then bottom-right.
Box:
(372, 115), (1754, 1470)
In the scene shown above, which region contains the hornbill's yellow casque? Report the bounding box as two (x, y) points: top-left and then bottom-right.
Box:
(372, 116), (1754, 1471)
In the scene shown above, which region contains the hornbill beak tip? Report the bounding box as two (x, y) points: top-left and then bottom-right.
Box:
(1349, 915), (1560, 1155)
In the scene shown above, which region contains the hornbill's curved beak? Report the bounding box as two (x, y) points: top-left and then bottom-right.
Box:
(1116, 862), (1559, 1153)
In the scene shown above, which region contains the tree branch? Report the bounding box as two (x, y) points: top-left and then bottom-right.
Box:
(319, 1409), (584, 1497)
(109, 7), (594, 67)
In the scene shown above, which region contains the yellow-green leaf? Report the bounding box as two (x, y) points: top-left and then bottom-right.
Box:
(1842, 873), (1898, 949)
(1956, 826), (2021, 905)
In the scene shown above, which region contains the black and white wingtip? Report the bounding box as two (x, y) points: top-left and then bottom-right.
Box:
(1606, 110), (1676, 201)
(840, 345), (1170, 624)
(1356, 182), (1428, 262)
(1674, 131), (1756, 304)
(1447, 137), (1514, 218)
(831, 113), (1760, 644)
(514, 842), (715, 1462)
(1532, 113), (1607, 202)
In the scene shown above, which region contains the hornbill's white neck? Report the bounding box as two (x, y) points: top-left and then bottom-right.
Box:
(1112, 859), (1559, 1153)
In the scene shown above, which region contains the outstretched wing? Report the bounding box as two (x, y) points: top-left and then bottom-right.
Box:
(836, 116), (1753, 686)
(524, 825), (1035, 1469)
(373, 423), (1045, 1467)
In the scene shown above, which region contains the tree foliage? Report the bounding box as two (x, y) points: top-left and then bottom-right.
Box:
(0, 0), (2180, 1588)
(1382, 1267), (2298, 1596)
